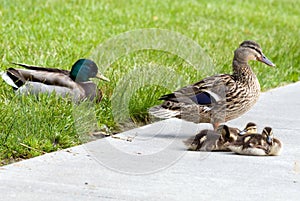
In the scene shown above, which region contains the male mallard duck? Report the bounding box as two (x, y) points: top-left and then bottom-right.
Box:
(228, 127), (282, 156)
(183, 125), (240, 151)
(239, 122), (257, 135)
(149, 41), (275, 129)
(0, 59), (109, 102)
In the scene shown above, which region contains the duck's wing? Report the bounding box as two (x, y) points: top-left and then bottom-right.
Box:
(227, 134), (256, 150)
(4, 68), (77, 90)
(159, 74), (235, 105)
(232, 133), (259, 145)
(11, 62), (70, 75)
(242, 134), (265, 148)
(149, 74), (236, 119)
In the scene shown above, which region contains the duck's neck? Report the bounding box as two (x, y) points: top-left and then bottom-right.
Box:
(232, 59), (257, 84)
(232, 59), (261, 95)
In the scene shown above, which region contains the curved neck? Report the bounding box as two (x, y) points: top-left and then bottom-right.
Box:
(232, 60), (253, 77)
(232, 49), (256, 82)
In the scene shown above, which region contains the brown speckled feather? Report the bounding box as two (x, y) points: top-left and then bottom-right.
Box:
(149, 41), (275, 128)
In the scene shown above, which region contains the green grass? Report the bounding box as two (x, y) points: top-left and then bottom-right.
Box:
(0, 0), (299, 165)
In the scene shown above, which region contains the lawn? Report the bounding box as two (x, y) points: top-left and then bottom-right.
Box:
(0, 0), (299, 165)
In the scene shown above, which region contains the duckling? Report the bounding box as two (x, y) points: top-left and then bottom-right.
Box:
(1, 59), (109, 102)
(149, 41), (275, 130)
(184, 125), (240, 151)
(262, 127), (282, 156)
(239, 122), (258, 135)
(228, 127), (282, 156)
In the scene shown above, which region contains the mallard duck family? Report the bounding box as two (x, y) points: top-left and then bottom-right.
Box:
(1, 41), (281, 156)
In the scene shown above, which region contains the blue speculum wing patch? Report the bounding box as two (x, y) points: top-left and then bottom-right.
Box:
(189, 92), (215, 105)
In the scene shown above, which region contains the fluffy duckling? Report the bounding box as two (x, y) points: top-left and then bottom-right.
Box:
(184, 125), (240, 151)
(239, 122), (257, 135)
(228, 127), (282, 156)
(263, 127), (282, 156)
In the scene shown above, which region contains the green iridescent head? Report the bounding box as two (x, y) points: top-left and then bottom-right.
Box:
(70, 59), (109, 82)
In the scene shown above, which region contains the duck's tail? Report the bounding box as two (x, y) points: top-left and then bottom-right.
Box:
(0, 69), (22, 89)
(148, 105), (180, 119)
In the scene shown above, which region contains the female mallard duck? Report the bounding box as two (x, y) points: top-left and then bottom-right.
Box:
(1, 59), (109, 102)
(228, 127), (282, 156)
(149, 41), (275, 129)
(184, 125), (240, 151)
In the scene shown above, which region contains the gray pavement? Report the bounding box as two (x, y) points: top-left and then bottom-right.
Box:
(1, 82), (300, 201)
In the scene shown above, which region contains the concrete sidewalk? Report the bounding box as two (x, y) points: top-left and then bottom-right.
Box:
(1, 82), (300, 201)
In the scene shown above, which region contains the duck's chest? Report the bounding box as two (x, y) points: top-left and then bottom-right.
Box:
(225, 79), (260, 118)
